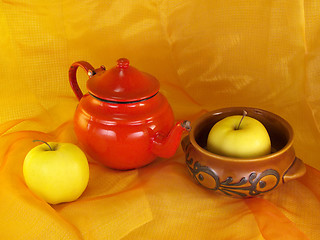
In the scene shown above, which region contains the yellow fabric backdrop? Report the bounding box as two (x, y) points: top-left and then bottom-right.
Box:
(1, 0), (320, 239)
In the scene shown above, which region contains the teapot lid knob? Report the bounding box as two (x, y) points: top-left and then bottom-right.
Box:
(117, 58), (130, 69)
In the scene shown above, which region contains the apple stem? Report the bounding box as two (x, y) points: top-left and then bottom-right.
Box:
(236, 110), (248, 130)
(33, 140), (53, 151)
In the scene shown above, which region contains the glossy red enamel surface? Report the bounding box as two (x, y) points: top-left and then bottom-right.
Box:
(69, 59), (190, 170)
(74, 93), (176, 169)
(86, 58), (160, 102)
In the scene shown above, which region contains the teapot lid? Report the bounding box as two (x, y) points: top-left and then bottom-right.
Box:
(87, 58), (160, 103)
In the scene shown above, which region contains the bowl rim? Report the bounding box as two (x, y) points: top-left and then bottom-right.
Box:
(189, 107), (294, 163)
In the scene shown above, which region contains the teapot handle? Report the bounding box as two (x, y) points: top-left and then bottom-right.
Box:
(69, 61), (95, 101)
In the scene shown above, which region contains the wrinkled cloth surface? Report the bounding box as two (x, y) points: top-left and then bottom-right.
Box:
(1, 0), (320, 239)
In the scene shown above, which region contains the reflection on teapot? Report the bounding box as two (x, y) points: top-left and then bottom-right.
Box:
(69, 58), (191, 170)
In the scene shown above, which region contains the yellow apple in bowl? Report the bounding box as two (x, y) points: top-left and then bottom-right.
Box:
(207, 111), (271, 158)
(23, 141), (89, 204)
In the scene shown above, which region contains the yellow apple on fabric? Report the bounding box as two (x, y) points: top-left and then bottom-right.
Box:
(207, 111), (271, 158)
(23, 141), (89, 204)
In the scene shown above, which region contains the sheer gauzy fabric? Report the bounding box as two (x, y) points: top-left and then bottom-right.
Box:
(0, 1), (320, 239)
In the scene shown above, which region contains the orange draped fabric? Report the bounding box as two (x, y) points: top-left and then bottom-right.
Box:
(1, 0), (320, 239)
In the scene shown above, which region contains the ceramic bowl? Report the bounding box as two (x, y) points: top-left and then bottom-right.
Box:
(181, 107), (306, 198)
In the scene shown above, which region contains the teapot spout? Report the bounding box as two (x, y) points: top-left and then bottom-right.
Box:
(151, 120), (191, 158)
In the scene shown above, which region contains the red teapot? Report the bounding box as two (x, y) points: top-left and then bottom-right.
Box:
(69, 58), (191, 170)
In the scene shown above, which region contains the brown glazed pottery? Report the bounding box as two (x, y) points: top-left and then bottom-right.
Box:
(181, 107), (306, 198)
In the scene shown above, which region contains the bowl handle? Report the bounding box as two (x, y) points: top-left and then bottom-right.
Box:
(181, 135), (190, 153)
(283, 157), (306, 183)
